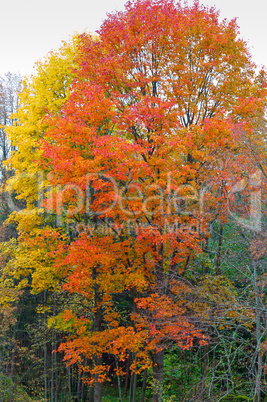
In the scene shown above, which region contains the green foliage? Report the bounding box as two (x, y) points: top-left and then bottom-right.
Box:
(220, 395), (253, 401)
(0, 373), (33, 401)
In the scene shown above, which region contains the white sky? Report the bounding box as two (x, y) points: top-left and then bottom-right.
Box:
(1, 0), (267, 77)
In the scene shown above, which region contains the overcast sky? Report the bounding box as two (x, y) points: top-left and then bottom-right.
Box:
(1, 0), (266, 77)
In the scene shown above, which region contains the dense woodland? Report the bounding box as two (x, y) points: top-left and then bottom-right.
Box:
(1, 0), (267, 401)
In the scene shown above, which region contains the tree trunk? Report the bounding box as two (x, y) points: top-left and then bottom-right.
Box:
(141, 368), (148, 402)
(94, 379), (102, 402)
(92, 267), (103, 402)
(132, 372), (137, 402)
(152, 350), (164, 402)
(124, 355), (130, 396)
(128, 369), (137, 402)
(215, 224), (223, 275)
(94, 355), (103, 402)
(115, 357), (122, 402)
(89, 385), (94, 402)
(253, 261), (263, 402)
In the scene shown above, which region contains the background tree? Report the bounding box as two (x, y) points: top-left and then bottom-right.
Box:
(0, 36), (89, 401)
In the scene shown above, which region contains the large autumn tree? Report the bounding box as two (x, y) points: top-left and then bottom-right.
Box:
(40, 0), (266, 399)
(6, 0), (266, 400)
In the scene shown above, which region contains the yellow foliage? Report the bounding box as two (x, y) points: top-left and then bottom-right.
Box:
(197, 275), (255, 330)
(6, 35), (80, 222)
(2, 36), (81, 297)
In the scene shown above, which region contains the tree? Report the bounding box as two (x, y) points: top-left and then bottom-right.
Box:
(1, 36), (84, 401)
(34, 1), (266, 401)
(0, 73), (21, 238)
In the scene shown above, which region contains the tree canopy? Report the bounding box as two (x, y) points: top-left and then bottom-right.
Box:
(1, 1), (267, 401)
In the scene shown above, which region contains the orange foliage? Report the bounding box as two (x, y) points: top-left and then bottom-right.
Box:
(35, 0), (266, 383)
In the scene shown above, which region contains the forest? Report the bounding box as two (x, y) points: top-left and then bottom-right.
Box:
(0, 0), (267, 401)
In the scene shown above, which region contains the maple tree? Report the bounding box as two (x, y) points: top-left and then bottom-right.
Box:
(28, 0), (266, 400)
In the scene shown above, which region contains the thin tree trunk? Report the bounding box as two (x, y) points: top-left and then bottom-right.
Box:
(152, 350), (164, 402)
(51, 292), (57, 401)
(92, 267), (103, 402)
(215, 224), (223, 275)
(129, 368), (133, 402)
(141, 368), (148, 402)
(132, 372), (137, 402)
(124, 355), (130, 396)
(77, 366), (81, 401)
(43, 291), (48, 401)
(81, 359), (88, 401)
(68, 366), (72, 400)
(89, 386), (94, 402)
(115, 357), (122, 402)
(128, 368), (137, 402)
(94, 356), (103, 402)
(253, 262), (263, 401)
(254, 332), (263, 402)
